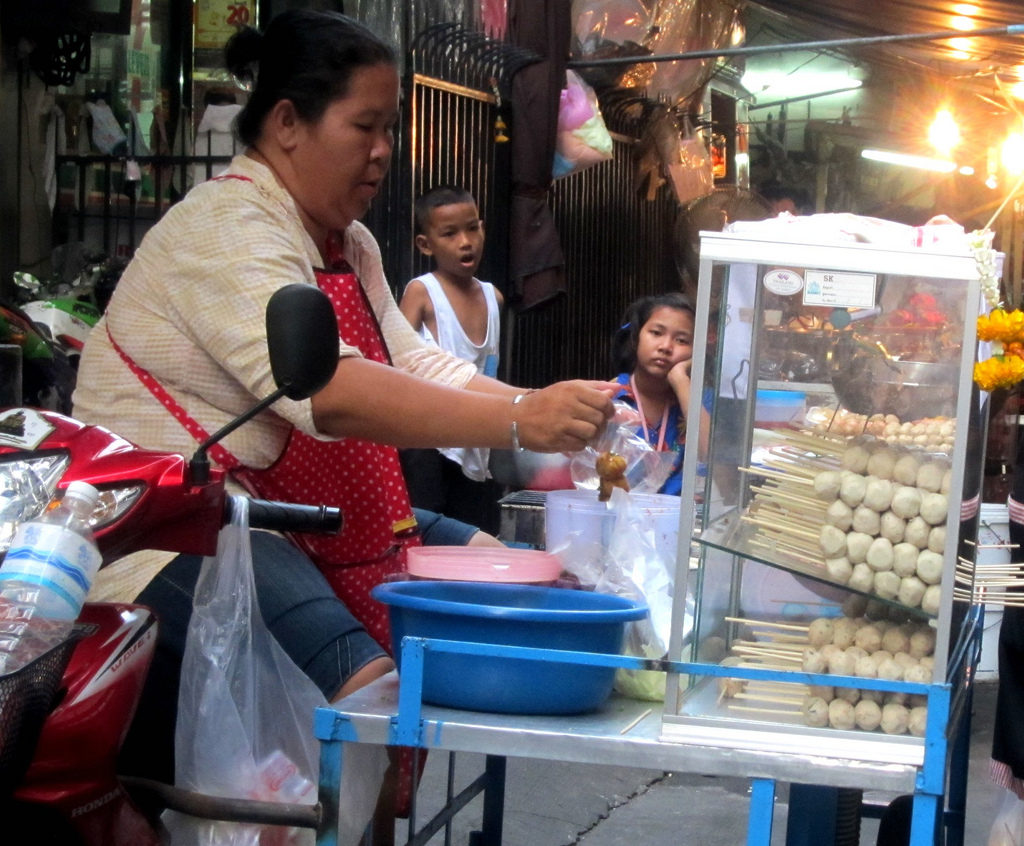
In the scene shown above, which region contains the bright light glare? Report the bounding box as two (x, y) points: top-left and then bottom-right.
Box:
(953, 4), (979, 14)
(986, 175), (999, 189)
(958, 165), (975, 176)
(861, 149), (957, 173)
(928, 109), (960, 155)
(948, 38), (972, 59)
(1011, 80), (1024, 100)
(950, 16), (975, 31)
(1002, 133), (1024, 175)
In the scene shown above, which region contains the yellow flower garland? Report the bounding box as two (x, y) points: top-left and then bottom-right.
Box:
(972, 230), (1024, 390)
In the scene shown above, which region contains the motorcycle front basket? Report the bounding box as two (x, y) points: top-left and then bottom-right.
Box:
(0, 623), (94, 797)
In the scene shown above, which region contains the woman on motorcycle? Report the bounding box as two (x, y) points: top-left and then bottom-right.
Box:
(72, 8), (614, 841)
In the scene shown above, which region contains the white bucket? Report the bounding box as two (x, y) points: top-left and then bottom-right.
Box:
(544, 490), (680, 564)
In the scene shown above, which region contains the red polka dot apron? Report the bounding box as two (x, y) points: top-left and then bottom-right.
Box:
(107, 230), (419, 653)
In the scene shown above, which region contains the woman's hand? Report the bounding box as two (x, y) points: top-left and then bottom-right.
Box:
(513, 380), (617, 453)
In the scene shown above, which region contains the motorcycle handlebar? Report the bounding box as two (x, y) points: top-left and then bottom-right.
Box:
(246, 499), (343, 535)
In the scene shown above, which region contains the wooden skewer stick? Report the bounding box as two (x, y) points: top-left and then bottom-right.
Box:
(620, 708), (653, 735)
(731, 646), (803, 664)
(725, 616), (810, 631)
(749, 484), (829, 510)
(733, 692), (806, 705)
(727, 704), (801, 715)
(750, 632), (810, 644)
(732, 639), (806, 652)
(741, 515), (820, 541)
(738, 469), (815, 489)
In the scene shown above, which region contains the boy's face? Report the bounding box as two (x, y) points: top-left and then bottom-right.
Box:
(415, 201), (485, 280)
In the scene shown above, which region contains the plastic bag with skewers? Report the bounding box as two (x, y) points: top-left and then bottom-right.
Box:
(569, 400), (677, 497)
(555, 486), (694, 701)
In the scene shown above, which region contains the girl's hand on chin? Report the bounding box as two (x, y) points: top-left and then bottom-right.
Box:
(667, 360), (692, 389)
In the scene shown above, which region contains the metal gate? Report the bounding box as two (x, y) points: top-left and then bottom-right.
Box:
(366, 21), (681, 388)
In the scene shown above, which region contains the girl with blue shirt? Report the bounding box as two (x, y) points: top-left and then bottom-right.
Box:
(611, 293), (711, 495)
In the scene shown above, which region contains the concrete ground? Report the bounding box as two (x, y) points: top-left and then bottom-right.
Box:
(401, 680), (1004, 846)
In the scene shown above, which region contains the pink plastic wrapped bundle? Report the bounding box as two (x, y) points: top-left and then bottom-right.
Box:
(553, 70), (614, 178)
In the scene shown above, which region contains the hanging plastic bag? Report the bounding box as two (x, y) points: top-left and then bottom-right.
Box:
(989, 787), (1024, 846)
(552, 486), (693, 700)
(85, 99), (127, 155)
(665, 117), (714, 205)
(569, 400), (676, 494)
(553, 70), (615, 179)
(165, 496), (387, 846)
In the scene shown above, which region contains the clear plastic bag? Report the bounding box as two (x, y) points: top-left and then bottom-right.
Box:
(989, 787), (1024, 846)
(552, 486), (693, 701)
(569, 401), (676, 494)
(166, 496), (386, 846)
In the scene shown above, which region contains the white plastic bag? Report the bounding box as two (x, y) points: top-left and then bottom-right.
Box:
(166, 496), (386, 846)
(989, 787), (1024, 846)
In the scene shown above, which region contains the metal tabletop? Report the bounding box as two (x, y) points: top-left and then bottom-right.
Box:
(318, 672), (920, 794)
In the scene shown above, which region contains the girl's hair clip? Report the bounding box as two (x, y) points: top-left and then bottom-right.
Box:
(620, 322), (631, 330)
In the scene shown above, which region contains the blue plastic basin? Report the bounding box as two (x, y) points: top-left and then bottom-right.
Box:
(371, 581), (648, 715)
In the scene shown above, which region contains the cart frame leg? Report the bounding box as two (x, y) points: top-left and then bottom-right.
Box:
(748, 778), (777, 846)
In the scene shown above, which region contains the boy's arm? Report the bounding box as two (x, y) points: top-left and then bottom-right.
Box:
(399, 279), (430, 332)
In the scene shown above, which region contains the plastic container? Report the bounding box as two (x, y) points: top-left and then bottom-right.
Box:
(0, 481), (101, 673)
(372, 580), (647, 714)
(544, 490), (680, 563)
(406, 546), (561, 584)
(754, 389), (806, 427)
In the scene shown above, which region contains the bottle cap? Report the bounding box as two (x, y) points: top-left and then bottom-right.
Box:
(64, 481), (101, 509)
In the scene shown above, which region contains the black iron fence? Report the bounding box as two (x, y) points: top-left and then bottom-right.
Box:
(51, 23), (680, 389)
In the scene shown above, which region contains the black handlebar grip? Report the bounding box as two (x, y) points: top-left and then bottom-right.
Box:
(246, 499), (343, 535)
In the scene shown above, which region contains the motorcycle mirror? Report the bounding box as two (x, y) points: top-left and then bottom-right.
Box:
(189, 284), (339, 484)
(266, 284), (339, 400)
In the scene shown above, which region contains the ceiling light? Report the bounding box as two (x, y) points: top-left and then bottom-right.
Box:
(740, 70), (862, 100)
(861, 149), (957, 172)
(1002, 133), (1024, 176)
(952, 3), (979, 14)
(950, 16), (975, 31)
(928, 109), (960, 155)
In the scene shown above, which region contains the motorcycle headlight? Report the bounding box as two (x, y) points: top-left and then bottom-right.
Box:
(0, 453), (71, 552)
(0, 454), (145, 553)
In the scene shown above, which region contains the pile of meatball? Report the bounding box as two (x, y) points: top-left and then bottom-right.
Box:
(814, 438), (951, 613)
(799, 600), (935, 735)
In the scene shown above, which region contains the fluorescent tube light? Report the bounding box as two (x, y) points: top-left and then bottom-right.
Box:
(860, 149), (957, 172)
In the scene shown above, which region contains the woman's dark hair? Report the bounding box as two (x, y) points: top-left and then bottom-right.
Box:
(611, 292), (695, 373)
(226, 9), (396, 147)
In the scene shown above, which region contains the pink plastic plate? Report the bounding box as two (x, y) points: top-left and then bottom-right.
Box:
(406, 547), (562, 584)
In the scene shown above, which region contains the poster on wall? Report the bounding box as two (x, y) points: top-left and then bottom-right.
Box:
(194, 0), (256, 50)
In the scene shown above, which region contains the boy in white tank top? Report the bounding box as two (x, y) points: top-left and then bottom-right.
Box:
(399, 186), (505, 534)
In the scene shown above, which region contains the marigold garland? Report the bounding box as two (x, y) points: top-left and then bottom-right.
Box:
(972, 229), (1024, 389)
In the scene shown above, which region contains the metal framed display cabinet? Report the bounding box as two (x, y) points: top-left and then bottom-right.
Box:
(663, 230), (992, 771)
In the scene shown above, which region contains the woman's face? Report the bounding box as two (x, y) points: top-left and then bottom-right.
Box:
(635, 306), (695, 378)
(288, 62), (400, 241)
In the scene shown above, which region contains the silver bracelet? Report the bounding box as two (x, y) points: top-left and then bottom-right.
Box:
(510, 392), (529, 452)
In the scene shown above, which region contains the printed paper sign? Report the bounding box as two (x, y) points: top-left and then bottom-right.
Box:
(803, 270), (877, 309)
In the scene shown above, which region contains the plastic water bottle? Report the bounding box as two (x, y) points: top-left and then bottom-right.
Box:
(0, 481), (102, 673)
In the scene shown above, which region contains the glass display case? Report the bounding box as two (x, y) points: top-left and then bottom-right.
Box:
(663, 229), (993, 767)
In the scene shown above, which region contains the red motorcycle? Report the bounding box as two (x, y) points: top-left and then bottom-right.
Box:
(0, 284), (342, 844)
